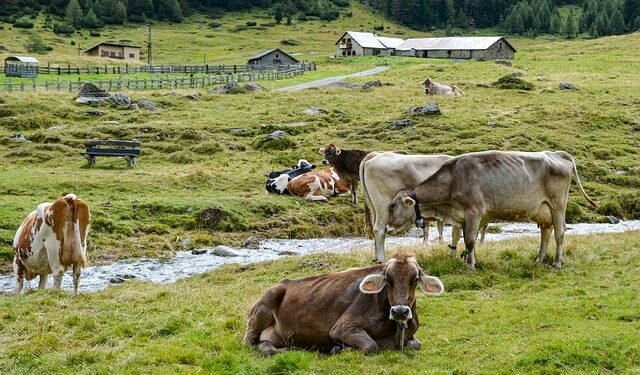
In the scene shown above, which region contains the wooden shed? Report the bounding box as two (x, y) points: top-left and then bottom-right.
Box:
(247, 49), (299, 67)
(4, 56), (39, 78)
(396, 37), (516, 60)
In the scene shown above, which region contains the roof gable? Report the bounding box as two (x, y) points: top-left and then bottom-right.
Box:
(247, 48), (299, 63)
(84, 42), (142, 53)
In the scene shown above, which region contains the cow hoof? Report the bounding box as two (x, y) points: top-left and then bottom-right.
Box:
(552, 262), (563, 269)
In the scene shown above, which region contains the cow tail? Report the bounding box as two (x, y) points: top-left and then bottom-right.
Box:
(360, 156), (374, 239)
(570, 155), (597, 208)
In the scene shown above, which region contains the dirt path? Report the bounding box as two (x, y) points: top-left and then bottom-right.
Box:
(277, 66), (390, 92)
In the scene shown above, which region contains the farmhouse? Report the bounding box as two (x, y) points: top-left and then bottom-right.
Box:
(247, 48), (299, 67)
(335, 31), (404, 57)
(396, 36), (516, 60)
(85, 42), (141, 61)
(335, 32), (515, 60)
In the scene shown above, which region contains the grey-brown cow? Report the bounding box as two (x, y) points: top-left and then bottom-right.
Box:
(422, 77), (464, 96)
(387, 151), (596, 270)
(243, 251), (444, 355)
(320, 144), (371, 206)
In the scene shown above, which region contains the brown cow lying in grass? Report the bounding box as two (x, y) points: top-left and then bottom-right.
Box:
(422, 77), (464, 96)
(244, 251), (444, 355)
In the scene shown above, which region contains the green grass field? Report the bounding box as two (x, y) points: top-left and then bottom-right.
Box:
(0, 5), (639, 373)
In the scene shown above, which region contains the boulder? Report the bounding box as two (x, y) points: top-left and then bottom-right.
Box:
(303, 107), (328, 116)
(262, 130), (286, 142)
(76, 83), (111, 105)
(210, 245), (239, 257)
(109, 93), (132, 107)
(559, 82), (578, 90)
(191, 249), (207, 255)
(10, 133), (28, 142)
(137, 99), (158, 111)
(605, 215), (620, 224)
(407, 103), (441, 116)
(86, 110), (105, 116)
(242, 236), (261, 249)
(185, 93), (201, 100)
(511, 71), (525, 77)
(389, 119), (413, 130)
(244, 82), (264, 92)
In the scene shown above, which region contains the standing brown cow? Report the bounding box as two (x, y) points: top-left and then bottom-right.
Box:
(13, 194), (91, 296)
(244, 251), (444, 355)
(319, 144), (370, 206)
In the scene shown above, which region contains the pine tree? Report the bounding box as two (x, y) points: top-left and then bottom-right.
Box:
(274, 5), (283, 23)
(163, 0), (182, 22)
(549, 12), (562, 34)
(596, 12), (609, 35)
(82, 8), (102, 28)
(565, 9), (576, 38)
(609, 9), (625, 34)
(623, 0), (640, 29)
(589, 22), (598, 38)
(65, 0), (83, 27)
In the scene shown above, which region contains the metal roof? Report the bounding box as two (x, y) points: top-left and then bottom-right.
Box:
(397, 37), (514, 51)
(339, 32), (386, 49)
(376, 36), (405, 49)
(84, 42), (142, 52)
(4, 56), (39, 63)
(247, 48), (299, 63)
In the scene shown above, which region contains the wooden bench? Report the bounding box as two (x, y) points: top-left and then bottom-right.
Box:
(83, 139), (141, 168)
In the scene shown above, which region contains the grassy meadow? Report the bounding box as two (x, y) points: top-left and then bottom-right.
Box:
(0, 4), (640, 373)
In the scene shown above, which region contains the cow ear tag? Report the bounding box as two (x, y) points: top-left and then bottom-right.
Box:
(359, 274), (385, 294)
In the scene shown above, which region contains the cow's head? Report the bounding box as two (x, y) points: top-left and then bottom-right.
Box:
(319, 143), (341, 165)
(386, 190), (418, 235)
(422, 78), (432, 94)
(292, 159), (316, 171)
(359, 252), (443, 323)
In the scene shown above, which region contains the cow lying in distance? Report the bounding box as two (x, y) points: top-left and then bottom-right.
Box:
(287, 168), (350, 202)
(387, 151), (597, 270)
(360, 151), (454, 262)
(244, 251), (444, 355)
(422, 77), (464, 96)
(266, 159), (316, 194)
(319, 144), (371, 206)
(13, 194), (91, 296)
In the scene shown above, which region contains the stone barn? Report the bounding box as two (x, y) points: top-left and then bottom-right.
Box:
(335, 31), (404, 57)
(85, 42), (141, 61)
(396, 36), (516, 60)
(247, 48), (299, 67)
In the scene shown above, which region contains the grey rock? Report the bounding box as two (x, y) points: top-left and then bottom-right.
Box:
(10, 133), (28, 142)
(278, 250), (299, 256)
(221, 81), (242, 94)
(186, 206), (193, 212)
(109, 93), (132, 107)
(210, 245), (239, 257)
(78, 83), (110, 98)
(242, 236), (261, 249)
(185, 93), (201, 100)
(511, 71), (525, 77)
(47, 125), (68, 131)
(303, 107), (328, 116)
(495, 59), (513, 67)
(487, 119), (498, 127)
(406, 227), (424, 238)
(229, 128), (252, 136)
(407, 103), (441, 116)
(262, 130), (286, 142)
(76, 96), (111, 105)
(127, 103), (138, 110)
(606, 215), (620, 224)
(616, 170), (627, 176)
(559, 82), (578, 90)
(137, 99), (158, 111)
(244, 82), (264, 92)
(86, 110), (105, 116)
(191, 249), (207, 255)
(389, 119), (413, 130)
(109, 277), (126, 284)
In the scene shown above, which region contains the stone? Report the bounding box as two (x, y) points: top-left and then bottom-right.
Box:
(78, 83), (110, 98)
(109, 277), (125, 284)
(302, 107), (328, 116)
(511, 71), (525, 77)
(137, 99), (158, 111)
(76, 96), (110, 105)
(47, 125), (68, 131)
(127, 103), (138, 110)
(406, 227), (424, 238)
(262, 130), (286, 142)
(242, 236), (261, 249)
(185, 93), (201, 100)
(110, 93), (132, 107)
(86, 110), (105, 116)
(488, 119), (498, 126)
(278, 250), (299, 256)
(362, 80), (382, 90)
(191, 249), (207, 255)
(605, 215), (620, 224)
(221, 81), (242, 94)
(407, 103), (441, 116)
(229, 128), (252, 136)
(10, 133), (28, 142)
(210, 245), (239, 257)
(244, 82), (264, 92)
(389, 119), (413, 130)
(559, 82), (578, 90)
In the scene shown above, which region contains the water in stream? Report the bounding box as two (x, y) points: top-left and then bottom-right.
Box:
(1, 221), (638, 294)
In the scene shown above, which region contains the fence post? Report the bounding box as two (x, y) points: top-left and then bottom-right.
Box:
(68, 81), (72, 93)
(125, 63), (128, 74)
(47, 62), (51, 74)
(109, 80), (112, 91)
(32, 78), (36, 92)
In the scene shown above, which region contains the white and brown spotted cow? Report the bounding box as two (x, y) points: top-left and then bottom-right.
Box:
(287, 168), (350, 202)
(422, 77), (464, 96)
(13, 194), (91, 296)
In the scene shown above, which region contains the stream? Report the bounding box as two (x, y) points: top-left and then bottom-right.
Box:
(1, 220), (639, 294)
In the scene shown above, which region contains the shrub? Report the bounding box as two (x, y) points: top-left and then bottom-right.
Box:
(53, 23), (75, 35)
(246, 20), (257, 27)
(13, 20), (34, 28)
(89, 31), (101, 37)
(209, 21), (222, 28)
(280, 39), (300, 46)
(492, 75), (534, 90)
(26, 34), (53, 54)
(331, 0), (350, 6)
(373, 24), (384, 31)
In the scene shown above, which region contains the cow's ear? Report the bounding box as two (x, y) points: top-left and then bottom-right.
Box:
(318, 148), (325, 155)
(401, 196), (416, 207)
(335, 148), (341, 155)
(418, 273), (444, 296)
(359, 274), (385, 294)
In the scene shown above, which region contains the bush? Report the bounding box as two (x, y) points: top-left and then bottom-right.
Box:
(492, 75), (534, 90)
(13, 20), (34, 28)
(25, 35), (53, 54)
(209, 21), (222, 28)
(53, 23), (75, 35)
(280, 39), (300, 46)
(331, 0), (350, 6)
(320, 9), (340, 21)
(89, 31), (101, 37)
(246, 20), (257, 27)
(373, 24), (384, 31)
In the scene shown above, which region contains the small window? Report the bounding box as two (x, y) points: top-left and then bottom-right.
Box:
(499, 42), (503, 50)
(275, 54), (279, 58)
(129, 53), (135, 58)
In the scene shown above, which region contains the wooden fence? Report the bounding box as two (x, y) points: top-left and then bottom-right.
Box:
(0, 62), (316, 76)
(0, 67), (305, 93)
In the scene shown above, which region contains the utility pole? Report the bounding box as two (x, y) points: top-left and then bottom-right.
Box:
(147, 23), (152, 65)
